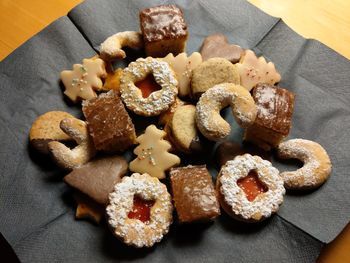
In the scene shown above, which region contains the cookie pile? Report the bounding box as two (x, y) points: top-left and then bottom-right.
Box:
(29, 4), (332, 248)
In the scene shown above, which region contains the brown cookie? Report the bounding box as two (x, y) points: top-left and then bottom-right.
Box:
(29, 111), (75, 154)
(64, 155), (128, 205)
(200, 34), (243, 63)
(74, 193), (105, 224)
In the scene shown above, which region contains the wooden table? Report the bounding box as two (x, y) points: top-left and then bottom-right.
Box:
(0, 0), (349, 262)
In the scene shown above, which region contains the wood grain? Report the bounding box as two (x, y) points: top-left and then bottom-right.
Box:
(0, 0), (349, 262)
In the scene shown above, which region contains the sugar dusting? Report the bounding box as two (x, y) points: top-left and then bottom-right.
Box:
(106, 173), (173, 248)
(218, 154), (285, 221)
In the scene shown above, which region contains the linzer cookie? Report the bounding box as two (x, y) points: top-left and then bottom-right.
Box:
(106, 173), (173, 248)
(277, 139), (332, 190)
(64, 156), (128, 205)
(200, 34), (243, 63)
(236, 50), (281, 91)
(129, 125), (180, 179)
(140, 5), (188, 57)
(170, 165), (220, 223)
(243, 83), (295, 151)
(161, 52), (202, 98)
(82, 90), (136, 153)
(216, 154), (285, 223)
(191, 58), (240, 99)
(120, 57), (178, 116)
(29, 111), (74, 154)
(60, 57), (107, 102)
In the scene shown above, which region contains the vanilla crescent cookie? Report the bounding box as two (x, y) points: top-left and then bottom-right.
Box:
(48, 118), (96, 170)
(120, 57), (178, 116)
(217, 154), (285, 222)
(277, 139), (332, 190)
(106, 173), (173, 248)
(196, 83), (257, 141)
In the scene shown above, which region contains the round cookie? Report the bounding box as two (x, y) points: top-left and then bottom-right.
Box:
(169, 104), (205, 153)
(216, 154), (285, 223)
(191, 57), (240, 99)
(120, 57), (178, 117)
(29, 111), (75, 154)
(106, 173), (173, 248)
(277, 139), (332, 190)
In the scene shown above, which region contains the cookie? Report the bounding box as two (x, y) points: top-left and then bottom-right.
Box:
(48, 118), (96, 170)
(82, 90), (136, 153)
(191, 57), (240, 99)
(101, 68), (123, 92)
(236, 50), (281, 91)
(196, 83), (257, 141)
(106, 173), (173, 248)
(243, 83), (295, 151)
(60, 57), (107, 103)
(64, 156), (128, 205)
(29, 111), (74, 154)
(170, 165), (220, 223)
(120, 57), (178, 117)
(129, 125), (180, 179)
(100, 31), (143, 61)
(277, 139), (332, 190)
(200, 34), (243, 63)
(140, 5), (188, 57)
(161, 52), (202, 98)
(74, 193), (105, 224)
(217, 154), (285, 223)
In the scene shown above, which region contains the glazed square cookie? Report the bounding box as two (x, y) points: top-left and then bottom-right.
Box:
(139, 4), (188, 57)
(244, 83), (295, 151)
(170, 165), (220, 223)
(82, 90), (136, 153)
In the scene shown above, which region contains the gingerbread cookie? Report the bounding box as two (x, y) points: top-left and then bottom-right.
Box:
(200, 34), (243, 63)
(29, 111), (75, 154)
(191, 57), (240, 99)
(60, 57), (107, 103)
(64, 156), (128, 205)
(129, 125), (180, 179)
(48, 118), (96, 170)
(161, 52), (202, 98)
(100, 31), (143, 61)
(236, 50), (281, 91)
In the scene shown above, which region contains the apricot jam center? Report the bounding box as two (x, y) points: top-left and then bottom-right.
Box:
(237, 170), (268, 202)
(135, 74), (162, 98)
(127, 195), (155, 223)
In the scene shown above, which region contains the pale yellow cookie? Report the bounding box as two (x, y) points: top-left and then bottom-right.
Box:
(129, 125), (180, 179)
(60, 58), (107, 103)
(236, 50), (281, 91)
(161, 52), (202, 98)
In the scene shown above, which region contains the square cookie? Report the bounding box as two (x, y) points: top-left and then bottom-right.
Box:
(82, 90), (136, 153)
(170, 165), (220, 223)
(139, 4), (188, 57)
(244, 83), (295, 151)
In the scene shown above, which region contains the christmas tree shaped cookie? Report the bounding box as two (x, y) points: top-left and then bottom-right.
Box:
(129, 125), (180, 179)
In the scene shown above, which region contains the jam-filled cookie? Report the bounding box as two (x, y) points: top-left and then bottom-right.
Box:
(106, 173), (173, 248)
(277, 139), (332, 190)
(120, 57), (178, 116)
(216, 154), (285, 223)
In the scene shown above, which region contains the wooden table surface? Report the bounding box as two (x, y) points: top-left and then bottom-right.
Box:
(0, 0), (349, 262)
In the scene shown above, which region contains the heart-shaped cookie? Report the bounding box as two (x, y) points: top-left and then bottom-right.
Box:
(200, 33), (243, 63)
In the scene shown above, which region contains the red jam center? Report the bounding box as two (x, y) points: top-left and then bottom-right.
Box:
(127, 196), (155, 223)
(135, 74), (162, 98)
(237, 170), (268, 202)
